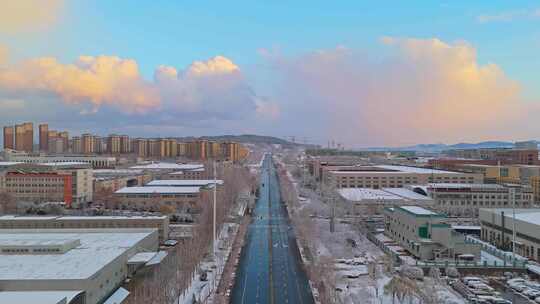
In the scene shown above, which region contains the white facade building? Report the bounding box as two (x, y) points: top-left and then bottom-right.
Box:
(0, 229), (159, 304)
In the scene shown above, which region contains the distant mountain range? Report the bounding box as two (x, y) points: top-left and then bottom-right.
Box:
(366, 140), (536, 152)
(175, 134), (306, 147)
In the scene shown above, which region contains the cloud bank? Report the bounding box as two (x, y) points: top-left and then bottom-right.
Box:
(267, 37), (527, 146)
(0, 37), (533, 146)
(0, 53), (278, 122)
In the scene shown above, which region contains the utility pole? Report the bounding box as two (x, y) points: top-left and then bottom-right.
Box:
(511, 187), (516, 263)
(213, 160), (217, 260)
(328, 178), (336, 233)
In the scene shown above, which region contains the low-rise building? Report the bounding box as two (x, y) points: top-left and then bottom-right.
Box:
(113, 186), (203, 213)
(0, 228), (159, 304)
(93, 169), (151, 193)
(480, 208), (540, 261)
(0, 215), (169, 242)
(2, 162), (93, 208)
(145, 179), (223, 187)
(326, 165), (482, 189)
(164, 164), (207, 180)
(384, 206), (481, 261)
(425, 183), (533, 217)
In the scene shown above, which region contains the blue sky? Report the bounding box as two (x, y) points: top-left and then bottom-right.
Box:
(1, 1), (539, 147)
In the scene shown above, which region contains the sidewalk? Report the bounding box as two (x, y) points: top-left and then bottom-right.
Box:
(177, 222), (238, 304)
(212, 215), (251, 304)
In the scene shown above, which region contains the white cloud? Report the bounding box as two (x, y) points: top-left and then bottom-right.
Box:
(266, 37), (529, 147)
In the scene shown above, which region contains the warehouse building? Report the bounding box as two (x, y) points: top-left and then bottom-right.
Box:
(113, 186), (203, 212)
(426, 183), (533, 217)
(338, 187), (434, 214)
(0, 215), (169, 242)
(326, 165), (482, 189)
(384, 206), (481, 261)
(0, 228), (159, 304)
(480, 208), (540, 261)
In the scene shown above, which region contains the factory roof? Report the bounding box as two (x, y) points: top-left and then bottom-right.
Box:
(0, 230), (156, 280)
(338, 187), (432, 202)
(115, 186), (200, 194)
(381, 188), (433, 200)
(146, 179), (223, 187)
(427, 183), (505, 189)
(375, 165), (461, 174)
(0, 215), (167, 221)
(338, 188), (401, 201)
(130, 162), (203, 170)
(398, 206), (440, 216)
(0, 291), (84, 304)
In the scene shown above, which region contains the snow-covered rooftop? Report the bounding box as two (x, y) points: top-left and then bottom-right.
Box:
(114, 186), (200, 194)
(93, 169), (144, 175)
(127, 252), (158, 264)
(399, 206), (440, 216)
(130, 162), (203, 170)
(103, 287), (130, 304)
(146, 179), (223, 187)
(0, 291), (84, 304)
(40, 162), (89, 167)
(0, 215), (166, 221)
(169, 167), (205, 174)
(0, 230), (156, 280)
(427, 183), (504, 189)
(0, 161), (23, 166)
(338, 187), (432, 202)
(381, 188), (432, 200)
(375, 165), (460, 174)
(338, 188), (402, 201)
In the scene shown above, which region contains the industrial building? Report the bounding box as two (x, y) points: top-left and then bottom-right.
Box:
(384, 206), (481, 261)
(0, 215), (170, 242)
(337, 187), (434, 214)
(114, 186), (203, 212)
(3, 149), (116, 169)
(0, 229), (159, 304)
(145, 179), (223, 187)
(425, 183), (533, 217)
(325, 165), (482, 189)
(163, 164), (207, 180)
(93, 169), (152, 193)
(479, 208), (540, 261)
(0, 162), (93, 208)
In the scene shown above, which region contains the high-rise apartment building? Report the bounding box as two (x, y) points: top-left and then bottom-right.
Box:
(107, 134), (121, 154)
(132, 138), (148, 157)
(82, 133), (95, 154)
(120, 135), (131, 154)
(59, 131), (69, 151)
(48, 137), (65, 154)
(71, 136), (82, 154)
(23, 122), (33, 151)
(39, 123), (49, 151)
(14, 122), (33, 152)
(3, 126), (14, 150)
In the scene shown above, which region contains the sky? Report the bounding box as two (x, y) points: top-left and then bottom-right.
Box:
(0, 0), (540, 148)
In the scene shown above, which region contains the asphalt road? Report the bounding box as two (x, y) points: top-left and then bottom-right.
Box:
(231, 154), (314, 304)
